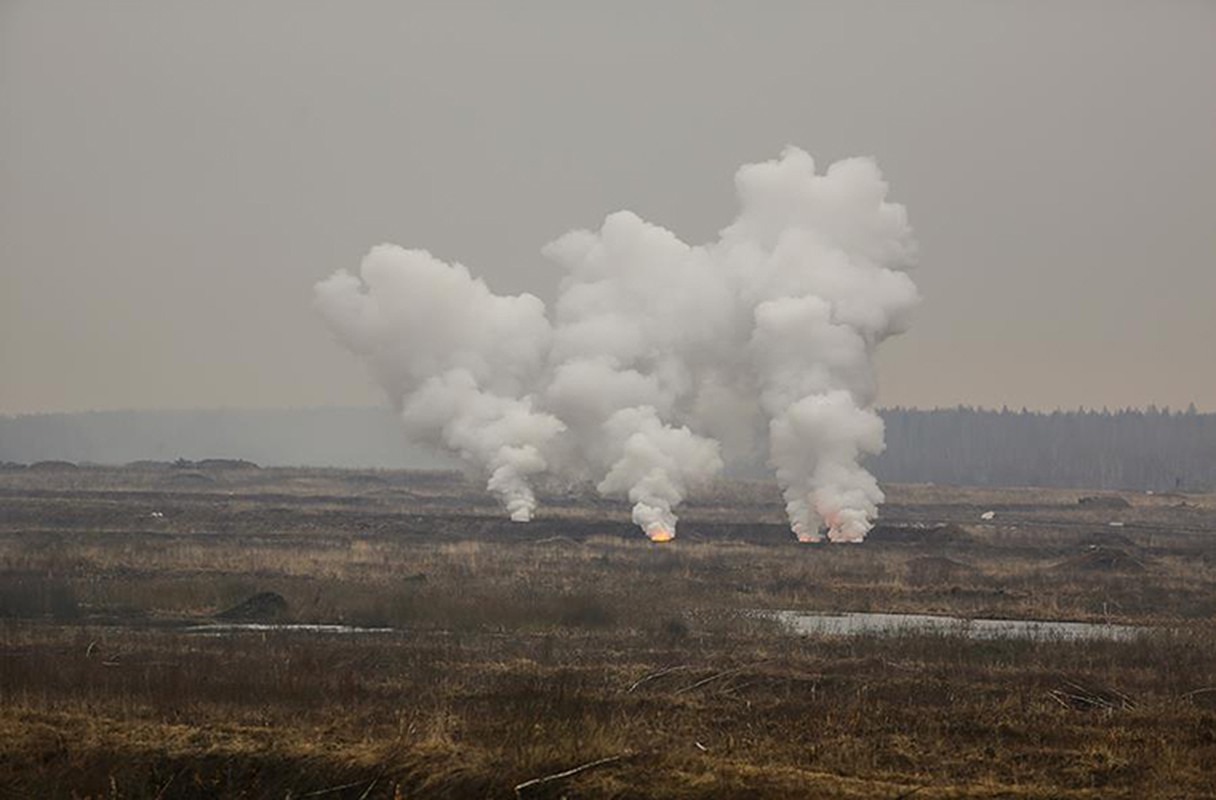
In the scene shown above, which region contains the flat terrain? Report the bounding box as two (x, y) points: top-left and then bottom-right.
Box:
(1, 465), (1214, 798)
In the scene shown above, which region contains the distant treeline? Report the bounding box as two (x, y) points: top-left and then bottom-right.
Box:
(870, 406), (1215, 492)
(1, 406), (1213, 491)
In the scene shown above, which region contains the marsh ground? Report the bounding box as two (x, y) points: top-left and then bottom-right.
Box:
(1, 465), (1214, 798)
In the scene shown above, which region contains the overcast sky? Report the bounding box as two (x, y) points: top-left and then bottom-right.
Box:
(2, 0), (1213, 415)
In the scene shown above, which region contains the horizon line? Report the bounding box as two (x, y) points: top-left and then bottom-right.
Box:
(2, 402), (1210, 419)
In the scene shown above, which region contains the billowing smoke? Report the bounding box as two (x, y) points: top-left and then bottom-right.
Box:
(315, 148), (918, 541)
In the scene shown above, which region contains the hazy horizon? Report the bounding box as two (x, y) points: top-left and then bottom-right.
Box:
(5, 399), (1211, 419)
(4, 405), (1212, 496)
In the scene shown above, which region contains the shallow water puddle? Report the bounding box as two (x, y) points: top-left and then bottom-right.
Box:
(184, 622), (397, 636)
(762, 610), (1146, 641)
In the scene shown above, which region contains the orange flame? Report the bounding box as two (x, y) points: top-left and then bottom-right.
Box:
(647, 528), (675, 543)
(820, 508), (842, 542)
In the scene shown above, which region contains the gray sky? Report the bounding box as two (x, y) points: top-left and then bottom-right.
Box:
(2, 0), (1213, 415)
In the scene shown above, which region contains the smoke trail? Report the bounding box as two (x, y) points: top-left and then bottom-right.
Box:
(314, 246), (563, 522)
(315, 147), (918, 540)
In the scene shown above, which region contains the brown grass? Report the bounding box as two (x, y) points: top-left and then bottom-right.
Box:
(1, 467), (1215, 798)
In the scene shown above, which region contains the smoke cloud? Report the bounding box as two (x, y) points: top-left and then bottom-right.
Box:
(315, 147), (918, 541)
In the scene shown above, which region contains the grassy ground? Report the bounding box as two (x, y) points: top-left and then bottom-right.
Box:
(1, 465), (1215, 798)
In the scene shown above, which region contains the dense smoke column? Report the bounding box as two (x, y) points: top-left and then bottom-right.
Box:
(721, 151), (919, 540)
(315, 147), (918, 541)
(539, 212), (733, 539)
(313, 246), (564, 522)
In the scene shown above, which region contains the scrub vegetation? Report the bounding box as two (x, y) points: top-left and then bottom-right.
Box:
(2, 465), (1214, 798)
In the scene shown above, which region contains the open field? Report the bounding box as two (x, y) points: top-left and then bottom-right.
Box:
(2, 464), (1215, 798)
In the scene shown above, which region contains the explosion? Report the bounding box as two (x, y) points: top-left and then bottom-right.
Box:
(316, 148), (918, 541)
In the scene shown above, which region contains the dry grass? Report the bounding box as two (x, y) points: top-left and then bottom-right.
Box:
(2, 466), (1215, 798)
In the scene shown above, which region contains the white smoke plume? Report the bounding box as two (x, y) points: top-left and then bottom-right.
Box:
(315, 147), (918, 541)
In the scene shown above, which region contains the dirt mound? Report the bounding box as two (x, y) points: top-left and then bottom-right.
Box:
(180, 458), (260, 470)
(1079, 530), (1138, 550)
(867, 523), (973, 546)
(163, 471), (216, 484)
(28, 460), (79, 471)
(1078, 495), (1131, 509)
(343, 473), (389, 486)
(906, 556), (979, 584)
(1058, 546), (1146, 573)
(215, 592), (288, 621)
